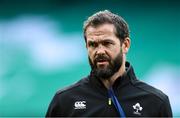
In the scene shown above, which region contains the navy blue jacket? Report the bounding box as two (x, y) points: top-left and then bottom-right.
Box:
(46, 62), (172, 117)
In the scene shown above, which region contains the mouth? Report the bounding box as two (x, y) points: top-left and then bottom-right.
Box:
(96, 59), (109, 66)
(94, 55), (110, 67)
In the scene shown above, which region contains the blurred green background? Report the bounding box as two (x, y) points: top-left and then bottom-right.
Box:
(0, 0), (180, 116)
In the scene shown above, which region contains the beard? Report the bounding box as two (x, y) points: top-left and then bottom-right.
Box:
(89, 49), (123, 80)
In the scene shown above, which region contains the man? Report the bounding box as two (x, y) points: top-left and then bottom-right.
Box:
(46, 10), (172, 117)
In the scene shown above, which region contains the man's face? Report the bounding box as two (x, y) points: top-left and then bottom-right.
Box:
(86, 24), (123, 80)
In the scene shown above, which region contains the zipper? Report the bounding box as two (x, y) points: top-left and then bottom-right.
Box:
(108, 87), (126, 118)
(108, 97), (112, 105)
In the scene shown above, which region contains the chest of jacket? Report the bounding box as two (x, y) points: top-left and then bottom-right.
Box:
(59, 84), (161, 117)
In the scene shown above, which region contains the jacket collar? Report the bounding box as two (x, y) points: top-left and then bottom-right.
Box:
(89, 61), (137, 91)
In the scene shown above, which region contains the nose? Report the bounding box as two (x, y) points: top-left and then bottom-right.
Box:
(96, 45), (106, 55)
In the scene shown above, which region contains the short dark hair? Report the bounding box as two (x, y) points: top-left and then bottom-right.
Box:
(83, 10), (130, 43)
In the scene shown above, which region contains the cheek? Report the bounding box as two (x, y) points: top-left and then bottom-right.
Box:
(109, 48), (121, 60)
(88, 49), (94, 61)
(107, 46), (120, 57)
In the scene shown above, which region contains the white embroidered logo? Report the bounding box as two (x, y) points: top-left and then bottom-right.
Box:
(133, 103), (143, 115)
(74, 101), (86, 109)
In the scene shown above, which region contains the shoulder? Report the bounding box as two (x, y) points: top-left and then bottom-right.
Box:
(55, 77), (89, 97)
(46, 77), (90, 116)
(130, 78), (169, 102)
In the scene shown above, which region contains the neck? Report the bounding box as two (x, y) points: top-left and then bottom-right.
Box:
(102, 60), (126, 89)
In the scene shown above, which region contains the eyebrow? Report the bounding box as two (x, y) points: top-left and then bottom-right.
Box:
(102, 39), (115, 43)
(87, 39), (115, 44)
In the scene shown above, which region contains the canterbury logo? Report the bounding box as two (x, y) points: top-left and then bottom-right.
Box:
(74, 101), (86, 109)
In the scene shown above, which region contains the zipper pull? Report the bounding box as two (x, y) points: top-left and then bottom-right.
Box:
(108, 98), (112, 105)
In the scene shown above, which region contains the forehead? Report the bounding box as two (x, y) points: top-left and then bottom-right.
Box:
(86, 24), (117, 41)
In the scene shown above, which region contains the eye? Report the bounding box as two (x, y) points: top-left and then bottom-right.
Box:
(102, 41), (113, 47)
(88, 42), (97, 48)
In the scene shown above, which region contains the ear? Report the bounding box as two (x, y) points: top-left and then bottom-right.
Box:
(122, 37), (130, 54)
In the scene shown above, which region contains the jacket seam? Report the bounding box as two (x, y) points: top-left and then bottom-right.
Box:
(129, 78), (167, 103)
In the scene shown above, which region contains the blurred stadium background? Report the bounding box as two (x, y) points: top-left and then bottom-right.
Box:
(0, 0), (180, 116)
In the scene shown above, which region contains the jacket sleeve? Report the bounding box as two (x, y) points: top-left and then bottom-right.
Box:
(159, 96), (173, 117)
(46, 93), (61, 117)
